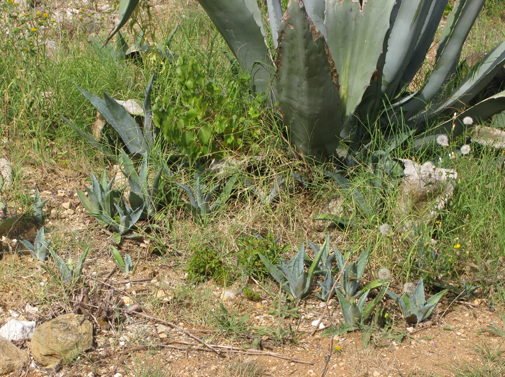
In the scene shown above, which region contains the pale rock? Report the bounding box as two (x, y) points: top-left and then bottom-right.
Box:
(62, 202), (71, 210)
(30, 314), (93, 368)
(472, 126), (505, 149)
(396, 159), (457, 227)
(221, 290), (238, 301)
(0, 159), (12, 190)
(0, 336), (29, 375)
(0, 319), (36, 341)
(25, 304), (38, 316)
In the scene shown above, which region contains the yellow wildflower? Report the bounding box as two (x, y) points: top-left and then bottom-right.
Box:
(30, 27), (37, 32)
(454, 244), (461, 249)
(36, 11), (41, 16)
(43, 13), (48, 17)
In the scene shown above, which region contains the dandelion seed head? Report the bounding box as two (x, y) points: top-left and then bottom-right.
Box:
(460, 145), (471, 155)
(379, 224), (392, 237)
(378, 268), (391, 281)
(463, 116), (474, 126)
(403, 282), (416, 295)
(436, 134), (449, 147)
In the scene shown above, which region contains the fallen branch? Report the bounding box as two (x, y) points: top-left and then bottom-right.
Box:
(115, 306), (221, 355)
(105, 341), (314, 365)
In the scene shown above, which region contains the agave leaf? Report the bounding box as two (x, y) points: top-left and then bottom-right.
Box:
(325, 0), (396, 124)
(49, 248), (72, 284)
(61, 116), (115, 158)
(275, 0), (342, 157)
(333, 245), (346, 272)
(90, 173), (104, 205)
(197, 0), (273, 96)
(74, 248), (89, 278)
(121, 151), (142, 194)
(423, 289), (449, 320)
(144, 74), (156, 147)
(382, 0), (434, 98)
(110, 245), (125, 270)
(428, 89), (505, 138)
(76, 188), (94, 215)
(386, 289), (409, 315)
(355, 249), (370, 280)
(304, 0), (326, 37)
(412, 42), (505, 123)
(19, 239), (35, 253)
(124, 254), (133, 273)
(259, 254), (286, 286)
(289, 244), (306, 278)
(413, 278), (426, 307)
(103, 93), (146, 155)
(398, 0), (448, 92)
(34, 227), (50, 252)
(104, 0), (140, 46)
(408, 293), (419, 323)
(176, 183), (197, 209)
(357, 289), (370, 310)
(335, 289), (354, 326)
(401, 0), (486, 120)
(266, 0), (282, 48)
(417, 303), (436, 322)
(362, 284), (388, 322)
(307, 238), (327, 281)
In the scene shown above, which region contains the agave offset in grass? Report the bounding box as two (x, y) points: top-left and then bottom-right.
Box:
(109, 0), (505, 158)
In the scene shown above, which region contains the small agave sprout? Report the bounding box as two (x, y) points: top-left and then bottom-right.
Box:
(436, 134), (450, 147)
(260, 240), (326, 300)
(388, 278), (448, 325)
(379, 224), (392, 238)
(110, 245), (133, 273)
(19, 227), (50, 261)
(460, 145), (471, 155)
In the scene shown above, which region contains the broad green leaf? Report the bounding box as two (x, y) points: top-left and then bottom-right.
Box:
(382, 0), (434, 98)
(259, 253), (286, 287)
(275, 0), (342, 157)
(103, 93), (146, 154)
(104, 0), (140, 46)
(325, 0), (396, 125)
(61, 116), (114, 159)
(197, 0), (273, 95)
(411, 41), (505, 124)
(110, 245), (125, 270)
(266, 0), (282, 48)
(413, 278), (426, 307)
(401, 0), (486, 119)
(424, 289), (448, 320)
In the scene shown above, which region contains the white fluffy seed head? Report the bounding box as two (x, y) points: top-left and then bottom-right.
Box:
(403, 282), (416, 295)
(379, 224), (392, 237)
(463, 116), (474, 126)
(460, 144), (471, 155)
(378, 268), (391, 281)
(436, 134), (449, 147)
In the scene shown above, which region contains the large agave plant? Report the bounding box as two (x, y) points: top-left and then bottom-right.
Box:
(108, 0), (505, 157)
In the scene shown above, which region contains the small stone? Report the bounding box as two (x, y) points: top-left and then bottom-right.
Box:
(121, 297), (132, 306)
(158, 333), (168, 339)
(0, 336), (29, 374)
(373, 371), (381, 377)
(25, 304), (38, 316)
(221, 290), (237, 301)
(406, 327), (414, 333)
(255, 302), (263, 309)
(30, 313), (93, 368)
(0, 319), (36, 341)
(62, 202), (71, 210)
(8, 311), (19, 318)
(64, 209), (75, 216)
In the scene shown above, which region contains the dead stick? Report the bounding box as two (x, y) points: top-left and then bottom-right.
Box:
(114, 278), (153, 285)
(109, 342), (314, 365)
(116, 307), (220, 355)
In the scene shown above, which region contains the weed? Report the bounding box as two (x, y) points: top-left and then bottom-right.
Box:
(186, 244), (232, 285)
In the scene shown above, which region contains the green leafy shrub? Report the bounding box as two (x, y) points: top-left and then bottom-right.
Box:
(186, 244), (232, 285)
(236, 234), (287, 279)
(153, 56), (264, 160)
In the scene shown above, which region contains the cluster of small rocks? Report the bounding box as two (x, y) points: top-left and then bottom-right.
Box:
(0, 313), (93, 375)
